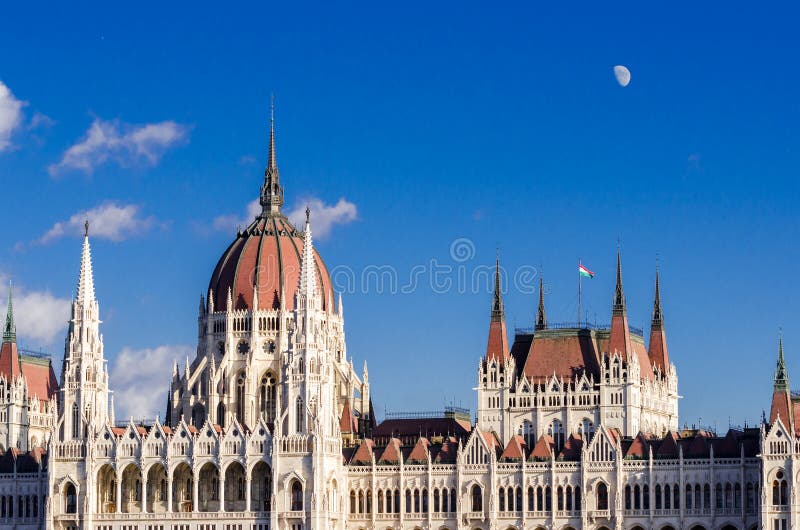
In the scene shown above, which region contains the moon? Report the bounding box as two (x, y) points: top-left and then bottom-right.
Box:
(613, 65), (631, 87)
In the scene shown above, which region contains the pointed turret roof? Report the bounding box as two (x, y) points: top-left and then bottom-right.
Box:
(339, 398), (358, 434)
(770, 335), (793, 425)
(529, 434), (554, 461)
(0, 284), (21, 381)
(298, 207), (318, 298)
(648, 268), (669, 372)
(535, 275), (547, 331)
(407, 437), (430, 463)
(485, 258), (509, 361)
(500, 435), (527, 461)
(77, 220), (95, 306)
(259, 96), (284, 217)
(608, 249), (633, 361)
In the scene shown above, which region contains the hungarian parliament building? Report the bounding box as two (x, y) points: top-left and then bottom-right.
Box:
(0, 120), (792, 530)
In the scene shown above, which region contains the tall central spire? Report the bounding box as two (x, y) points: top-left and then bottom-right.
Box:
(260, 96), (284, 217)
(3, 284), (15, 344)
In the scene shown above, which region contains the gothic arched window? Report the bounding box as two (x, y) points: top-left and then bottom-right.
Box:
(65, 483), (77, 514)
(260, 373), (277, 423)
(290, 481), (303, 511)
(597, 482), (608, 511)
(471, 484), (482, 512)
(71, 403), (80, 439)
(235, 373), (246, 424)
(295, 397), (304, 433)
(217, 402), (226, 427)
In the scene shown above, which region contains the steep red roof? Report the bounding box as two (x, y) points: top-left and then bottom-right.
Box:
(339, 399), (357, 434)
(500, 435), (526, 461)
(523, 329), (601, 381)
(530, 435), (554, 460)
(625, 433), (650, 459)
(558, 434), (583, 461)
(655, 431), (679, 458)
(648, 325), (669, 373)
(486, 320), (509, 362)
(0, 341), (22, 381)
(771, 389), (792, 426)
(350, 439), (374, 465)
(377, 438), (402, 464)
(19, 355), (58, 404)
(407, 437), (430, 463)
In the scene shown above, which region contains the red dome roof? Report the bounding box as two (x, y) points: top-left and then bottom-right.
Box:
(208, 215), (334, 312)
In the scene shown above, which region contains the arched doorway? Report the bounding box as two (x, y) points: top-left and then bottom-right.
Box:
(250, 461), (272, 512)
(96, 464), (116, 513)
(120, 464), (142, 513)
(146, 463), (168, 513)
(198, 462), (220, 512)
(171, 463), (193, 513)
(224, 461), (247, 511)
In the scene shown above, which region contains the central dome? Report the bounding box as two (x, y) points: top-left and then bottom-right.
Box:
(207, 113), (334, 312)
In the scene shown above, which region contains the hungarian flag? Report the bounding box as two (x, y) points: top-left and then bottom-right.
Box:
(579, 264), (594, 278)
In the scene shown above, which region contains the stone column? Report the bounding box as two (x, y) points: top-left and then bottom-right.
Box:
(246, 477), (252, 512)
(116, 475), (122, 513)
(141, 476), (147, 513)
(193, 473), (199, 512)
(219, 478), (225, 512)
(167, 474), (173, 513)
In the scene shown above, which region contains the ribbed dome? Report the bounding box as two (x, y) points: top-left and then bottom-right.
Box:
(208, 215), (333, 312)
(207, 105), (334, 312)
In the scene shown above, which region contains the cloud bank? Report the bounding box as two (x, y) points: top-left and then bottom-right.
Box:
(110, 344), (189, 420)
(0, 81), (25, 152)
(0, 275), (71, 347)
(49, 118), (189, 175)
(37, 202), (159, 244)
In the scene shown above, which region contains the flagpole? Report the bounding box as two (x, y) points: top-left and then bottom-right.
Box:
(578, 258), (582, 327)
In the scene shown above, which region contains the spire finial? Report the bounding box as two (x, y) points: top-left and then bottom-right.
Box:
(260, 95), (283, 217)
(3, 282), (15, 343)
(305, 205), (310, 224)
(775, 333), (789, 391)
(84, 218), (89, 237)
(535, 275), (547, 331)
(298, 209), (318, 298)
(613, 246), (626, 314)
(491, 254), (504, 322)
(652, 266), (663, 325)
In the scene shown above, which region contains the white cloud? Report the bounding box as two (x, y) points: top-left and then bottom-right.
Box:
(110, 345), (190, 420)
(287, 197), (358, 239)
(49, 118), (189, 175)
(212, 199), (261, 232)
(0, 81), (25, 152)
(0, 275), (71, 347)
(37, 202), (158, 244)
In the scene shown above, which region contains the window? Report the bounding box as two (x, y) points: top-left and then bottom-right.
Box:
(65, 484), (77, 514)
(71, 403), (80, 439)
(596, 483), (608, 511)
(773, 473), (789, 506)
(471, 485), (482, 512)
(291, 481), (303, 511)
(295, 397), (305, 433)
(260, 374), (277, 423)
(235, 374), (246, 424)
(217, 402), (226, 427)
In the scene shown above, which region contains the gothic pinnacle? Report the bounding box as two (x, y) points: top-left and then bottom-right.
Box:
(260, 95), (284, 217)
(535, 275), (547, 331)
(3, 283), (15, 343)
(491, 255), (504, 322)
(613, 247), (626, 315)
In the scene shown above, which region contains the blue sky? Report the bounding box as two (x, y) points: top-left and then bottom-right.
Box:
(1, 1), (799, 428)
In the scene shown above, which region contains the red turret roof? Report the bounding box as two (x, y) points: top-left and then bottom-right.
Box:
(500, 435), (527, 461)
(340, 399), (358, 434)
